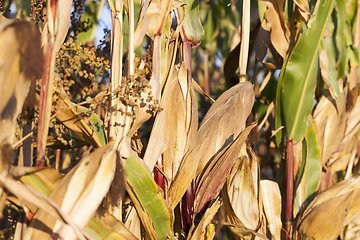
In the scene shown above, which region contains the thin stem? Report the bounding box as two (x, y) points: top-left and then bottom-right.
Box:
(285, 139), (294, 240)
(154, 155), (164, 191)
(182, 181), (194, 234)
(203, 50), (210, 111)
(181, 41), (194, 235)
(109, 7), (123, 143)
(36, 42), (53, 167)
(350, 3), (360, 89)
(128, 0), (134, 76)
(239, 0), (250, 82)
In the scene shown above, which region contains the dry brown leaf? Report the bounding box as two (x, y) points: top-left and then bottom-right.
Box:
(163, 64), (198, 186)
(194, 124), (257, 216)
(259, 0), (290, 59)
(188, 198), (222, 240)
(0, 174), (86, 240)
(195, 82), (254, 175)
(124, 206), (142, 239)
(19, 167), (64, 195)
(329, 134), (357, 172)
(55, 92), (105, 147)
(0, 19), (43, 145)
(313, 84), (347, 166)
(260, 180), (282, 240)
(145, 0), (172, 38)
(25, 144), (115, 239)
(90, 206), (138, 240)
(168, 82), (254, 210)
(221, 144), (260, 232)
(295, 191), (352, 240)
(295, 176), (360, 239)
(293, 0), (310, 24)
(142, 69), (174, 171)
(52, 148), (117, 239)
(332, 85), (360, 156)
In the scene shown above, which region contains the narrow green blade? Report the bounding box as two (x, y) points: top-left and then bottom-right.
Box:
(280, 0), (336, 143)
(126, 154), (174, 240)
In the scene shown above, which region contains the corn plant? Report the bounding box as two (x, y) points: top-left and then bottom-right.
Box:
(1, 0), (360, 239)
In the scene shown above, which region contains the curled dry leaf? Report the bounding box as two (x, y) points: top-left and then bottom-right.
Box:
(14, 166), (132, 240)
(0, 174), (85, 240)
(259, 0), (290, 59)
(163, 64), (198, 186)
(295, 191), (352, 240)
(168, 82), (254, 210)
(142, 68), (176, 171)
(221, 143), (260, 238)
(195, 124), (257, 218)
(52, 148), (117, 240)
(54, 89), (107, 147)
(25, 144), (116, 239)
(188, 198), (222, 240)
(293, 0), (310, 24)
(313, 83), (347, 166)
(294, 176), (360, 239)
(260, 180), (282, 240)
(145, 0), (172, 38)
(331, 85), (360, 157)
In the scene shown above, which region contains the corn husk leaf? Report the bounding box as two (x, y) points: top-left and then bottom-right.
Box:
(168, 82), (254, 210)
(16, 166), (134, 240)
(0, 174), (86, 240)
(194, 124), (257, 216)
(179, 0), (204, 47)
(55, 89), (107, 147)
(313, 84), (346, 166)
(145, 0), (172, 38)
(220, 143), (260, 237)
(25, 144), (116, 239)
(163, 64), (198, 186)
(295, 176), (360, 239)
(295, 191), (352, 240)
(260, 180), (282, 240)
(86, 206), (138, 240)
(187, 198), (222, 240)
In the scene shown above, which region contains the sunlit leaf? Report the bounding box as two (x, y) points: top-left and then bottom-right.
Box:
(194, 124), (257, 216)
(0, 18), (43, 145)
(126, 154), (174, 240)
(279, 0), (336, 143)
(55, 90), (106, 147)
(169, 82), (254, 210)
(188, 198), (222, 240)
(26, 144), (115, 239)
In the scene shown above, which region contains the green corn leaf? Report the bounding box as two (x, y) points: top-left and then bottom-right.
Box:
(294, 117), (321, 213)
(303, 117), (321, 205)
(126, 154), (174, 240)
(279, 0), (336, 143)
